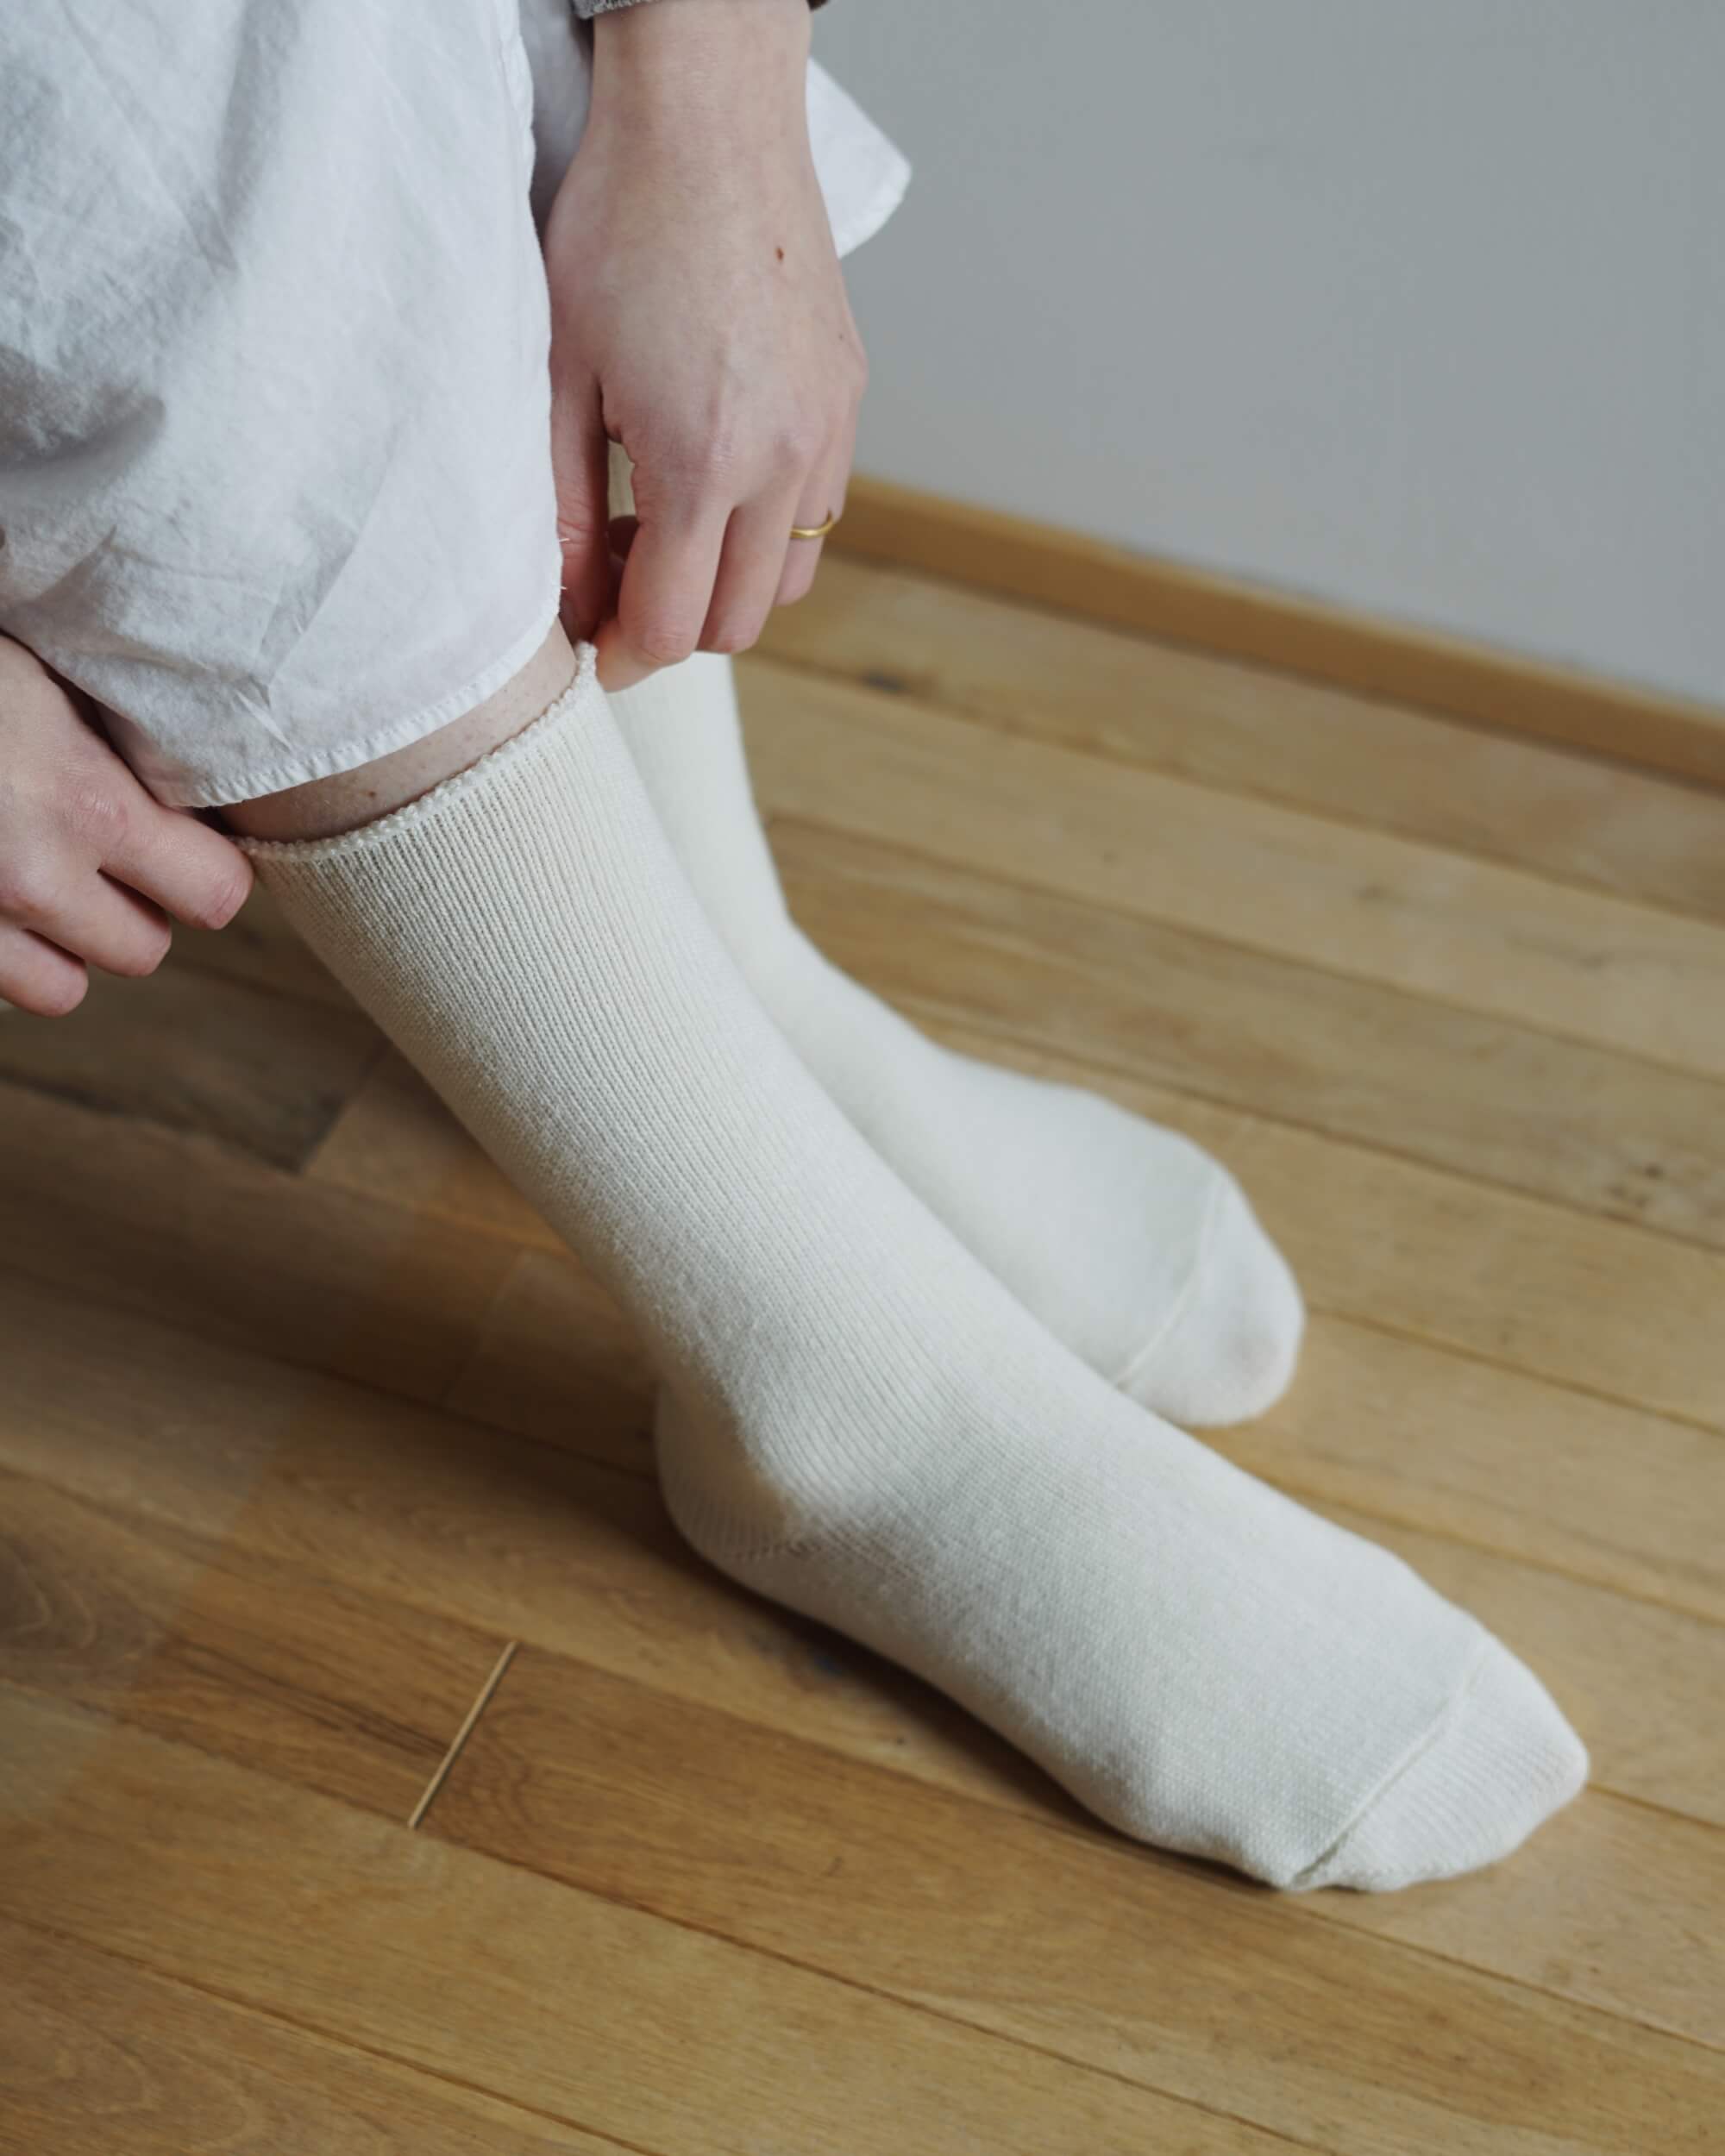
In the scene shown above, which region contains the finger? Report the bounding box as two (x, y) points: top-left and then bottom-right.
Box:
(598, 500), (731, 692)
(777, 434), (852, 609)
(32, 872), (174, 979)
(699, 487), (804, 657)
(550, 374), (612, 643)
(0, 921), (87, 1018)
(104, 801), (253, 932)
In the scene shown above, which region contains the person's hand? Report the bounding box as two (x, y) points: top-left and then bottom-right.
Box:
(0, 635), (252, 1016)
(543, 0), (865, 690)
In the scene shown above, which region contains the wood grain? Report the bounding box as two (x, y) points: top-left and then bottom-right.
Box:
(5, 1269), (1716, 1840)
(0, 1918), (623, 2155)
(307, 1050), (563, 1251)
(3, 553), (1719, 2152)
(0, 1081), (516, 1407)
(429, 1228), (1725, 1626)
(440, 1248), (653, 1474)
(0, 1470), (504, 1818)
(926, 1020), (1725, 1434)
(0, 1275), (1028, 1816)
(0, 1692), (1284, 2156)
(0, 960), (380, 1170)
(820, 476), (1725, 788)
(771, 814), (1725, 1249)
(1217, 1317), (1725, 1625)
(739, 667), (1725, 1080)
(433, 1650), (1725, 2133)
(298, 986), (1725, 1441)
(1312, 1499), (1722, 1832)
(754, 556), (1725, 921)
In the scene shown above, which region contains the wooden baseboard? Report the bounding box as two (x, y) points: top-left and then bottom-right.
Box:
(833, 475), (1725, 791)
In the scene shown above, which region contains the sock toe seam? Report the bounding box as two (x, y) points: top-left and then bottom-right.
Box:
(1287, 1633), (1495, 1892)
(1105, 1167), (1230, 1397)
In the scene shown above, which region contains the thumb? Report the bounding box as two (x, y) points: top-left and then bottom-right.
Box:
(549, 374), (612, 644)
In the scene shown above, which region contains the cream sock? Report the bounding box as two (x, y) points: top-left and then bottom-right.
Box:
(244, 660), (1585, 1890)
(612, 654), (1302, 1427)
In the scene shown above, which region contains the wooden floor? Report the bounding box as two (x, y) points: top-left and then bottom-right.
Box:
(3, 554), (1723, 2153)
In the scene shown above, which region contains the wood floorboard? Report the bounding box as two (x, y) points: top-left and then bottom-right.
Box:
(0, 961), (380, 1172)
(754, 557), (1725, 924)
(0, 1275), (1051, 1816)
(288, 1003), (1725, 1445)
(1215, 1317), (1725, 1626)
(2, 564), (1716, 2150)
(927, 1020), (1725, 1434)
(12, 944), (1725, 1444)
(737, 665), (1725, 1081)
(307, 1050), (564, 1252)
(0, 1470), (505, 1819)
(417, 1015), (1725, 1440)
(0, 1692), (1288, 2156)
(0, 1081), (516, 1410)
(438, 1225), (1725, 1664)
(14, 1160), (1717, 1839)
(770, 816), (1725, 1252)
(430, 1650), (1725, 2122)
(16, 849), (1725, 1440)
(3, 1268), (1716, 1902)
(0, 1917), (625, 2156)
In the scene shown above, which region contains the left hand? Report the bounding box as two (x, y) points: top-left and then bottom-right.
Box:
(543, 0), (866, 690)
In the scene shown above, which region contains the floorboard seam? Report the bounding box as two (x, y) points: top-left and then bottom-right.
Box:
(407, 1639), (518, 1831)
(760, 799), (1725, 1093)
(743, 642), (1725, 929)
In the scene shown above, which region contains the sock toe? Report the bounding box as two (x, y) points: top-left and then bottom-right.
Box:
(1299, 1643), (1588, 1891)
(1119, 1175), (1305, 1426)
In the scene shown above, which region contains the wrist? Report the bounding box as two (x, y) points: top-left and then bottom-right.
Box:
(592, 0), (811, 128)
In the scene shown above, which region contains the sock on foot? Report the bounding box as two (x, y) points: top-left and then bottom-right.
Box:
(244, 658), (1584, 1890)
(613, 654), (1302, 1426)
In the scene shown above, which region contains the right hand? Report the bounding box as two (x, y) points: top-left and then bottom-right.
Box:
(0, 635), (253, 1017)
(543, 0), (865, 691)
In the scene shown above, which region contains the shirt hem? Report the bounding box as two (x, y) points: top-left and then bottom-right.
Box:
(161, 572), (565, 810)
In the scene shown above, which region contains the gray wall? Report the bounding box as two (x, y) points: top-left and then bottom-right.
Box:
(817, 2), (1722, 703)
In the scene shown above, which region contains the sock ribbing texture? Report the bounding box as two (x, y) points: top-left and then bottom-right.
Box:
(243, 657), (1585, 1890)
(612, 653), (1302, 1427)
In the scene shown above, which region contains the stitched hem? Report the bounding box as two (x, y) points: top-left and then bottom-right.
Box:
(235, 645), (600, 862)
(171, 567), (564, 809)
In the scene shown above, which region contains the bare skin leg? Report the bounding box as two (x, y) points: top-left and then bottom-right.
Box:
(222, 627), (577, 842)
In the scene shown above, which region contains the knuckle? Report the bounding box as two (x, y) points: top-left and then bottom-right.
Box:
(7, 968), (86, 1019)
(113, 922), (173, 977)
(0, 853), (54, 925)
(653, 429), (738, 498)
(693, 431), (741, 485)
(636, 621), (699, 667)
(705, 616), (763, 658)
(771, 417), (823, 473)
(61, 781), (128, 848)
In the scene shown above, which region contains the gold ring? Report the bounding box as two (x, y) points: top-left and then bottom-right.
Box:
(789, 511), (839, 542)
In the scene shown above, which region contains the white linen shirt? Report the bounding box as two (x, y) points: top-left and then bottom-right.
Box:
(0, 0), (906, 805)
